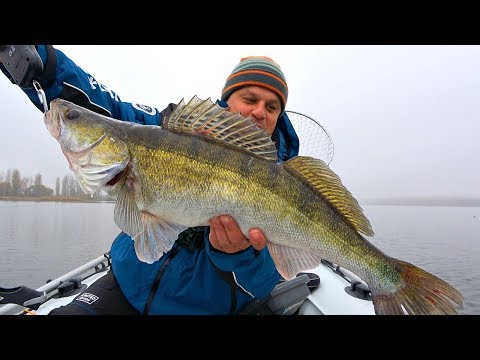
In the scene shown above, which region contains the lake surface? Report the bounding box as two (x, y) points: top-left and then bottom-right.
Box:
(0, 201), (479, 315)
(0, 201), (119, 289)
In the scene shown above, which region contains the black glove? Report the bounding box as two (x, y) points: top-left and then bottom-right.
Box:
(0, 45), (43, 88)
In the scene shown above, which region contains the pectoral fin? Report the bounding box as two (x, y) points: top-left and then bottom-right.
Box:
(267, 243), (322, 280)
(114, 184), (188, 263)
(114, 184), (143, 238)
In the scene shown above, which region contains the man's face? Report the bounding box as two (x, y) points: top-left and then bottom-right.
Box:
(226, 86), (282, 135)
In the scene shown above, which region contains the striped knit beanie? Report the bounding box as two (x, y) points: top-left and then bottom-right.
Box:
(221, 56), (288, 113)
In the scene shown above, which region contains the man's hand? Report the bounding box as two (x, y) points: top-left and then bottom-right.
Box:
(208, 215), (267, 253)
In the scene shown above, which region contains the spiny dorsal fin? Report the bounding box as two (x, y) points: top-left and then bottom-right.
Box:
(284, 156), (374, 236)
(163, 95), (278, 162)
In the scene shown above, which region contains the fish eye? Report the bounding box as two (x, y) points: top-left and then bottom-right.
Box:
(65, 109), (80, 120)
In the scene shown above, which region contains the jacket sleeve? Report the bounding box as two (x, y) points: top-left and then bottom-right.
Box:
(0, 45), (162, 126)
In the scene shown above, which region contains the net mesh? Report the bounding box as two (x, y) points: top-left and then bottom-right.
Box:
(286, 111), (334, 165)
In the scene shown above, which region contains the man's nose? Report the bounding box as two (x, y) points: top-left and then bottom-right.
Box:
(250, 104), (266, 119)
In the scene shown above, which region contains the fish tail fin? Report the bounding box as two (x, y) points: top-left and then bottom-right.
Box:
(372, 259), (464, 315)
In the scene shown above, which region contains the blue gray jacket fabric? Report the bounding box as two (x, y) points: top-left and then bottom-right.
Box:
(1, 45), (300, 314)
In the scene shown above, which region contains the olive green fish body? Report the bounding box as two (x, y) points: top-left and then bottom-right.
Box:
(45, 96), (464, 315)
(126, 128), (367, 262)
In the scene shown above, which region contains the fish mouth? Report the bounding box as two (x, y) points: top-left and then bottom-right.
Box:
(45, 98), (131, 195)
(44, 108), (61, 139)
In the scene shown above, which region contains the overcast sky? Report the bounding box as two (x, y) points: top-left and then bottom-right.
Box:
(1, 45), (479, 199)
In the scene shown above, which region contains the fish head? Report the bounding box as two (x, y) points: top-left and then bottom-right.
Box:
(45, 98), (130, 196)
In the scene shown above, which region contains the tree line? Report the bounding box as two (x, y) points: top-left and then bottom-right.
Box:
(0, 168), (111, 200)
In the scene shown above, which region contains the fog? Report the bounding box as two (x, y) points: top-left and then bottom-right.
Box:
(1, 45), (478, 200)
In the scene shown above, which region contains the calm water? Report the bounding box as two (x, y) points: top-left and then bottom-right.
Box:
(0, 201), (479, 315)
(0, 201), (120, 290)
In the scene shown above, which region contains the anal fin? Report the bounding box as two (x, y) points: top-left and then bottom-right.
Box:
(267, 243), (322, 280)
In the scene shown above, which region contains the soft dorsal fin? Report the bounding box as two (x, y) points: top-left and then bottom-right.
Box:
(163, 95), (278, 162)
(284, 156), (374, 236)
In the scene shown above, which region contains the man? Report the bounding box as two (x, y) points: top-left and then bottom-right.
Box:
(0, 46), (299, 314)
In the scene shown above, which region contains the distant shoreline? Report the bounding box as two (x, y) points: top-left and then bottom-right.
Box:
(360, 197), (480, 207)
(0, 196), (114, 203)
(1, 195), (479, 207)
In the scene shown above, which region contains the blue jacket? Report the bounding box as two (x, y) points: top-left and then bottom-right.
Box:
(1, 45), (300, 314)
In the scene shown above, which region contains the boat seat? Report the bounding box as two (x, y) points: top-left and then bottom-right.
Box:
(239, 272), (320, 315)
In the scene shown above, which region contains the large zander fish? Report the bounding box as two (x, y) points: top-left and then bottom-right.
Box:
(44, 96), (464, 315)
